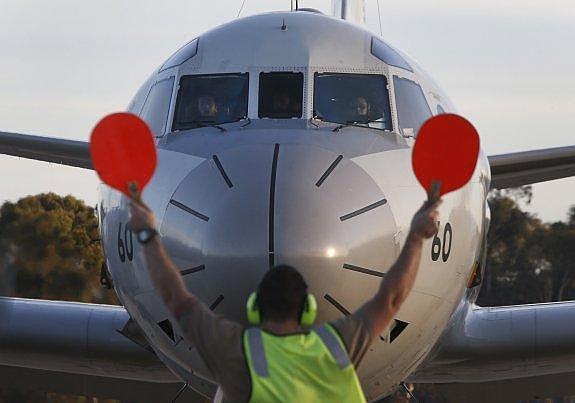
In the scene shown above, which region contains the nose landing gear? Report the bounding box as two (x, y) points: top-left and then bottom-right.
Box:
(401, 382), (418, 402)
(100, 262), (113, 289)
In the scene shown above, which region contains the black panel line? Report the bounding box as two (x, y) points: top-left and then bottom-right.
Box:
(212, 155), (233, 188)
(209, 295), (224, 311)
(169, 199), (209, 222)
(324, 294), (350, 316)
(157, 319), (175, 341)
(268, 144), (280, 268)
(315, 155), (343, 187)
(339, 198), (388, 222)
(180, 264), (206, 276)
(343, 263), (385, 278)
(390, 319), (409, 343)
(324, 293), (387, 342)
(323, 294), (385, 341)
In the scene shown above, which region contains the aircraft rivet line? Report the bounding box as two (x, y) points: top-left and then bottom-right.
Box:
(339, 198), (387, 221)
(315, 155), (343, 187)
(169, 199), (210, 222)
(343, 263), (385, 277)
(212, 155), (234, 188)
(209, 294), (225, 311)
(268, 144), (280, 268)
(180, 265), (206, 276)
(324, 293), (350, 316)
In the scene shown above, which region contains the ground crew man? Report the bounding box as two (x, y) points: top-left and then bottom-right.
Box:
(129, 199), (441, 402)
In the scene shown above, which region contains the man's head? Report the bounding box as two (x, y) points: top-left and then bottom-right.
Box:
(272, 93), (291, 112)
(197, 95), (218, 117)
(355, 96), (370, 118)
(256, 264), (308, 323)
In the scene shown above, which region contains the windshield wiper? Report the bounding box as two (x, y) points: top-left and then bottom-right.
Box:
(181, 120), (227, 133)
(331, 119), (390, 132)
(332, 120), (370, 132)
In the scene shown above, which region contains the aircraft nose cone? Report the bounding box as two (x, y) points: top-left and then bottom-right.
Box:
(161, 144), (400, 322)
(161, 144), (273, 315)
(274, 145), (400, 321)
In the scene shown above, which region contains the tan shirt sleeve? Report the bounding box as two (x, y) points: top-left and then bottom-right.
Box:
(330, 308), (375, 369)
(175, 303), (251, 402)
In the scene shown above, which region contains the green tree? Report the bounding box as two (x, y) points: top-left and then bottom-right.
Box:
(478, 191), (546, 306)
(478, 186), (575, 306)
(540, 220), (575, 301)
(0, 193), (116, 304)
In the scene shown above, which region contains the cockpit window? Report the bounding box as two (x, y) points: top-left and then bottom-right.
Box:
(172, 73), (248, 131)
(259, 72), (303, 118)
(371, 37), (413, 72)
(140, 77), (174, 137)
(313, 73), (392, 131)
(160, 38), (199, 72)
(393, 77), (432, 137)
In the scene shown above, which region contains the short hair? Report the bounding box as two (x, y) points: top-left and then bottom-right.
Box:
(256, 265), (308, 323)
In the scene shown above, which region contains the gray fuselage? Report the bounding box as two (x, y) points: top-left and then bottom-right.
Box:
(98, 10), (491, 400)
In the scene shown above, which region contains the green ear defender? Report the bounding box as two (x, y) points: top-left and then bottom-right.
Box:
(246, 291), (318, 327)
(300, 293), (318, 327)
(246, 291), (261, 325)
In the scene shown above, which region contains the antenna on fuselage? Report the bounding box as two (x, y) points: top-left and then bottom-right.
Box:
(376, 0), (383, 36)
(331, 0), (366, 25)
(237, 0), (247, 18)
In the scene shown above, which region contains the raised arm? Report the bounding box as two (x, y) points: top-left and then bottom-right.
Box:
(129, 201), (197, 317)
(359, 200), (441, 339)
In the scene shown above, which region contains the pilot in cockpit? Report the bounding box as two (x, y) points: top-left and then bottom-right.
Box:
(352, 96), (372, 123)
(271, 92), (296, 118)
(197, 95), (219, 119)
(273, 93), (290, 110)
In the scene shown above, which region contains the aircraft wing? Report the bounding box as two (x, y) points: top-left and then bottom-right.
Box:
(2, 130), (573, 185)
(0, 296), (172, 381)
(410, 301), (575, 398)
(0, 296), (217, 399)
(0, 296), (213, 400)
(0, 130), (92, 169)
(489, 145), (575, 189)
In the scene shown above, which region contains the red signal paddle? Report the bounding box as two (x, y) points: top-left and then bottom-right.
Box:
(412, 114), (480, 204)
(90, 113), (157, 200)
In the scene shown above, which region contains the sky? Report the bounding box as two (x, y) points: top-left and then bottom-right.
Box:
(0, 0), (573, 222)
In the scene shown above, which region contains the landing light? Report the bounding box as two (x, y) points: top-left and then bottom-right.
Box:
(325, 247), (337, 258)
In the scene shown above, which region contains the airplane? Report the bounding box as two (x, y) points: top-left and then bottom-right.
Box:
(1, 0), (575, 401)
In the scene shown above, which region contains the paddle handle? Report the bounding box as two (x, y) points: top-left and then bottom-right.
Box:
(427, 180), (441, 206)
(128, 181), (142, 203)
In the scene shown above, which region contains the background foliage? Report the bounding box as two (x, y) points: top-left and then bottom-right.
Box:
(478, 186), (575, 306)
(0, 193), (117, 305)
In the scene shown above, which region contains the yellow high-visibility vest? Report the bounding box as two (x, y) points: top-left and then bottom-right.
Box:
(243, 324), (367, 403)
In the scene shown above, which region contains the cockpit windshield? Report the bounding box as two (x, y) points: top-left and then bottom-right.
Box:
(172, 73), (248, 131)
(313, 73), (392, 131)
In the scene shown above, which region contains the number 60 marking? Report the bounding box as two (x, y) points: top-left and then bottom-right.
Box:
(117, 222), (134, 262)
(431, 222), (452, 262)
